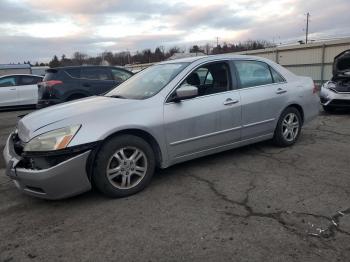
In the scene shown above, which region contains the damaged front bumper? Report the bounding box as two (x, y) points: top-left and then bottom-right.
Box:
(3, 133), (93, 200)
(320, 86), (350, 108)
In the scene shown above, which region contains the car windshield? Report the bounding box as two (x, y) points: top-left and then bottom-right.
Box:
(106, 63), (189, 99)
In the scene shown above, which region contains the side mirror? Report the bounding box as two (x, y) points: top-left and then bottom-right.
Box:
(173, 84), (198, 102)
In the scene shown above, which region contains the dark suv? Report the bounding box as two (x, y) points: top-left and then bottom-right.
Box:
(37, 66), (133, 108)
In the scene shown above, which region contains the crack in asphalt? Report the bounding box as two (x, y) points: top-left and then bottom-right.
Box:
(185, 171), (350, 241)
(245, 146), (350, 197)
(304, 119), (350, 139)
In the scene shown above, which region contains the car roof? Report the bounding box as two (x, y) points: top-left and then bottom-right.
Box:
(0, 74), (43, 78)
(49, 65), (131, 72)
(158, 54), (273, 65)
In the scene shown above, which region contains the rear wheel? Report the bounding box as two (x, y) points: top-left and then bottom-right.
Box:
(273, 107), (302, 147)
(92, 135), (155, 198)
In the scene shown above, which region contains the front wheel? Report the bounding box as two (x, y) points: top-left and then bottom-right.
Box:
(92, 135), (156, 198)
(273, 107), (302, 147)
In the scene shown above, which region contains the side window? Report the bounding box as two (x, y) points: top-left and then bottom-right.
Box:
(0, 76), (17, 87)
(234, 60), (273, 88)
(179, 62), (231, 97)
(19, 76), (42, 85)
(111, 69), (132, 82)
(65, 68), (81, 78)
(81, 68), (112, 80)
(270, 67), (285, 83)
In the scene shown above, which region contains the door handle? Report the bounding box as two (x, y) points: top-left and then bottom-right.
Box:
(276, 88), (287, 94)
(9, 88), (16, 90)
(223, 98), (239, 106)
(83, 83), (91, 87)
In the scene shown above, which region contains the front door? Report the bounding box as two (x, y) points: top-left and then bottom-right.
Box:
(164, 61), (241, 160)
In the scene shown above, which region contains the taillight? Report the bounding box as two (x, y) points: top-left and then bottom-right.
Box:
(313, 82), (319, 94)
(39, 80), (63, 88)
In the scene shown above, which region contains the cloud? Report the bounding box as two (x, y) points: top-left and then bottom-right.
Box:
(25, 0), (185, 17)
(0, 33), (185, 63)
(0, 0), (53, 24)
(1, 0), (350, 63)
(168, 4), (250, 30)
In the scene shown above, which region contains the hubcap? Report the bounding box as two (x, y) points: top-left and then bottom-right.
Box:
(282, 113), (299, 142)
(106, 147), (148, 190)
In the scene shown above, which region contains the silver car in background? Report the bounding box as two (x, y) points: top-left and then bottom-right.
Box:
(3, 55), (319, 199)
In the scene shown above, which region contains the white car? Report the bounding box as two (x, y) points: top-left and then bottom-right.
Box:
(320, 49), (350, 112)
(0, 74), (43, 108)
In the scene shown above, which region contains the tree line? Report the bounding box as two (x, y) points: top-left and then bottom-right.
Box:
(47, 40), (273, 68)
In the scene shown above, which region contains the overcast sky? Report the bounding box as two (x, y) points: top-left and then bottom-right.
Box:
(0, 0), (349, 63)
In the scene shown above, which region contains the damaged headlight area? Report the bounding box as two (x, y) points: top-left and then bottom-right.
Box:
(10, 125), (98, 170)
(323, 81), (337, 91)
(24, 125), (81, 152)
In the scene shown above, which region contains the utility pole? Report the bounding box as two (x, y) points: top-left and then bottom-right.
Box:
(305, 12), (310, 44)
(216, 37), (219, 47)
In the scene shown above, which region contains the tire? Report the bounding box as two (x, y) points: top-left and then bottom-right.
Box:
(323, 105), (336, 113)
(92, 135), (156, 198)
(273, 107), (302, 147)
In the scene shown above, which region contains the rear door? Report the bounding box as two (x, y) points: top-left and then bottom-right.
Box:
(234, 60), (288, 140)
(17, 75), (42, 105)
(80, 67), (116, 95)
(0, 76), (19, 107)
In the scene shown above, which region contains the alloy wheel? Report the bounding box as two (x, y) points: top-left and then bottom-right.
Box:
(106, 147), (148, 190)
(282, 113), (300, 142)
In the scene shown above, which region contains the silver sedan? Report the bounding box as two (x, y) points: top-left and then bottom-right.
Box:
(3, 54), (320, 199)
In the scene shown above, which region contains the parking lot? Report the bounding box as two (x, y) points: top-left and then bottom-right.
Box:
(0, 109), (350, 261)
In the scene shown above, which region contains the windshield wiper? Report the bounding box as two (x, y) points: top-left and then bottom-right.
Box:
(107, 95), (126, 99)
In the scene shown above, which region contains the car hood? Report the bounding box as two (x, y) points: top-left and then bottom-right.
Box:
(17, 96), (136, 142)
(333, 49), (350, 78)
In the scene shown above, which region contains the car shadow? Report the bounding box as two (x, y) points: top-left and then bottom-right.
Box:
(320, 108), (350, 115)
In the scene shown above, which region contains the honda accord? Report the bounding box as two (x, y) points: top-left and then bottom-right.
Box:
(3, 55), (319, 199)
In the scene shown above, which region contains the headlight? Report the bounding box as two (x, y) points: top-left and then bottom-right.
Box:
(324, 81), (336, 90)
(24, 125), (81, 152)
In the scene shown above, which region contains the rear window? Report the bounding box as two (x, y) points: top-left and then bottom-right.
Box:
(65, 68), (81, 78)
(111, 69), (132, 82)
(81, 68), (112, 80)
(43, 70), (59, 81)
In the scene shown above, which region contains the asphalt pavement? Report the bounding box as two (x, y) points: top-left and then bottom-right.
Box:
(0, 109), (350, 262)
